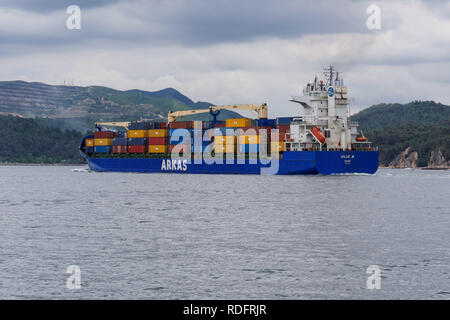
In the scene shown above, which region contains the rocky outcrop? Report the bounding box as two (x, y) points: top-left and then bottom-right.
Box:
(388, 147), (418, 168)
(427, 149), (450, 168)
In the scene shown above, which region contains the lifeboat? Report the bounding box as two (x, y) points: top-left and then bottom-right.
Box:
(356, 130), (368, 142)
(311, 126), (326, 144)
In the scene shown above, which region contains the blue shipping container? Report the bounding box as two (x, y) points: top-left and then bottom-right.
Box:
(94, 146), (112, 153)
(113, 138), (128, 146)
(276, 117), (293, 125)
(85, 146), (94, 153)
(239, 144), (259, 153)
(129, 122), (153, 130)
(127, 138), (148, 145)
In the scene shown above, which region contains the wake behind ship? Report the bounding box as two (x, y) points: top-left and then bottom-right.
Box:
(79, 66), (378, 175)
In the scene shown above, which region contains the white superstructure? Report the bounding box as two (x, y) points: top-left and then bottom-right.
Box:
(288, 65), (360, 151)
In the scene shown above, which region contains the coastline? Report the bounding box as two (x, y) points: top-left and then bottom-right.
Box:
(0, 163), (86, 166)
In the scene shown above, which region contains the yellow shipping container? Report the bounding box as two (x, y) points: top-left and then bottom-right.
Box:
(127, 130), (148, 138)
(94, 138), (113, 146)
(149, 129), (169, 137)
(85, 139), (94, 147)
(214, 144), (235, 153)
(238, 135), (260, 144)
(226, 118), (251, 128)
(214, 136), (236, 145)
(271, 141), (286, 153)
(148, 145), (168, 153)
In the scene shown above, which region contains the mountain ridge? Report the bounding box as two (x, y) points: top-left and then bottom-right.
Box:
(0, 80), (241, 132)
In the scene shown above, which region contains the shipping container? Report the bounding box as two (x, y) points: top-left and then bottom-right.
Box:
(127, 130), (149, 138)
(239, 144), (259, 153)
(148, 145), (168, 153)
(238, 135), (260, 144)
(214, 136), (236, 145)
(148, 137), (169, 145)
(85, 146), (94, 153)
(226, 118), (251, 128)
(112, 138), (127, 146)
(213, 127), (235, 136)
(276, 117), (293, 125)
(271, 141), (286, 152)
(169, 121), (193, 129)
(127, 138), (148, 146)
(94, 146), (112, 153)
(94, 138), (113, 146)
(128, 145), (147, 153)
(214, 144), (236, 153)
(149, 129), (169, 137)
(85, 139), (94, 147)
(94, 131), (116, 139)
(129, 122), (152, 130)
(159, 122), (167, 129)
(112, 145), (128, 153)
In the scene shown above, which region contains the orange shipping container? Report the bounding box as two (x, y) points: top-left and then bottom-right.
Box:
(226, 118), (252, 128)
(148, 145), (168, 153)
(94, 138), (113, 146)
(271, 141), (286, 153)
(149, 129), (169, 137)
(85, 139), (94, 147)
(238, 135), (260, 145)
(214, 136), (236, 145)
(214, 144), (235, 153)
(127, 130), (148, 138)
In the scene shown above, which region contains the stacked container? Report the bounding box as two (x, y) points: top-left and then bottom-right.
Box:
(225, 118), (251, 128)
(112, 137), (128, 154)
(85, 138), (94, 154)
(94, 131), (116, 153)
(148, 129), (169, 154)
(169, 128), (192, 155)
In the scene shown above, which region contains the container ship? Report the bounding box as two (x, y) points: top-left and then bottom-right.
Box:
(79, 66), (378, 175)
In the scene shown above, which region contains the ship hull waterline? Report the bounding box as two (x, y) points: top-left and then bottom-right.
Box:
(80, 150), (379, 175)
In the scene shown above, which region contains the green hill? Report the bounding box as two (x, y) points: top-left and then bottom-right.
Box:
(0, 81), (242, 132)
(351, 101), (450, 166)
(0, 115), (85, 164)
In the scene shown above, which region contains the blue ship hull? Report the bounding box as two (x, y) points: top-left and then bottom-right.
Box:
(80, 150), (378, 175)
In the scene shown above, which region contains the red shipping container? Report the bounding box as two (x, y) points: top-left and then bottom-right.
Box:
(128, 145), (147, 153)
(112, 145), (128, 153)
(94, 131), (117, 139)
(276, 124), (290, 132)
(169, 121), (193, 129)
(159, 122), (167, 129)
(148, 137), (169, 145)
(214, 124), (226, 128)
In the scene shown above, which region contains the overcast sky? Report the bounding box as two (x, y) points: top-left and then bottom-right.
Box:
(0, 0), (449, 116)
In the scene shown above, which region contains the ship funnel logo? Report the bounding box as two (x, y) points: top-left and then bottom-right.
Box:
(328, 87), (334, 97)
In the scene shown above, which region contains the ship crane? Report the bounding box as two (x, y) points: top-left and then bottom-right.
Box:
(167, 109), (212, 123)
(167, 103), (268, 126)
(209, 103), (268, 119)
(95, 121), (131, 130)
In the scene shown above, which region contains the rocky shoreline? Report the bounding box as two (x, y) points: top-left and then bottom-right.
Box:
(387, 148), (449, 169)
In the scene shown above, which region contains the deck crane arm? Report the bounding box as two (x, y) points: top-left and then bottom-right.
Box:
(95, 121), (131, 129)
(209, 103), (268, 119)
(167, 109), (212, 123)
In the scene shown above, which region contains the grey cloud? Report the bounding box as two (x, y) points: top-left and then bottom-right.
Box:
(0, 0), (122, 12)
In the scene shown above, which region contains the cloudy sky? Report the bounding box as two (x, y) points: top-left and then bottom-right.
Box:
(0, 0), (449, 116)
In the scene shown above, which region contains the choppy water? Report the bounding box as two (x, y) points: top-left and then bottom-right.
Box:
(0, 166), (449, 299)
